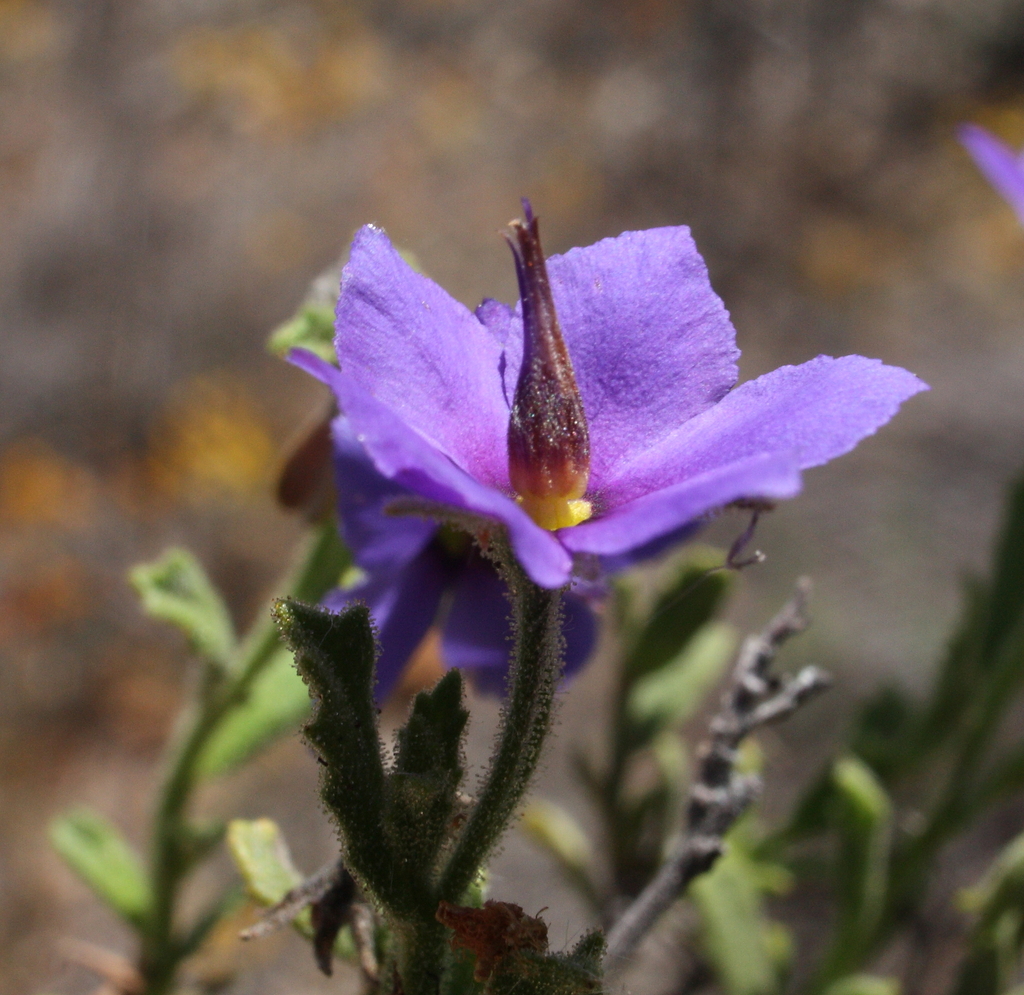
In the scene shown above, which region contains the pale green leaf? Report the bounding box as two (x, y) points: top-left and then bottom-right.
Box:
(821, 975), (899, 995)
(130, 548), (235, 668)
(691, 847), (787, 995)
(628, 622), (736, 728)
(226, 818), (302, 907)
(197, 647), (310, 778)
(50, 809), (152, 930)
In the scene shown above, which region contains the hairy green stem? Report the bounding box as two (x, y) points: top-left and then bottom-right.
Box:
(399, 920), (450, 995)
(439, 559), (565, 904)
(140, 521), (348, 994)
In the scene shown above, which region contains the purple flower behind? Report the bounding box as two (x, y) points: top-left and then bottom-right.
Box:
(323, 416), (597, 701)
(292, 215), (926, 595)
(959, 124), (1024, 225)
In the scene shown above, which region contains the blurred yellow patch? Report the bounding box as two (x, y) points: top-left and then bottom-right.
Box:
(968, 101), (1024, 148)
(798, 217), (900, 297)
(0, 438), (97, 529)
(966, 208), (1024, 275)
(147, 375), (275, 506)
(172, 24), (387, 136)
(530, 150), (603, 225)
(0, 0), (59, 65)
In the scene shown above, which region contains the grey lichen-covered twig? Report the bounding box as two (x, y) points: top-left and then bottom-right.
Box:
(603, 578), (830, 967)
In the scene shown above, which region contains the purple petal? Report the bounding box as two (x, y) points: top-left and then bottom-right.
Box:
(443, 557), (598, 694)
(290, 349), (574, 589)
(560, 590), (599, 681)
(959, 124), (1024, 225)
(602, 355), (928, 506)
(597, 522), (703, 574)
(331, 415), (436, 574)
(324, 544), (454, 702)
(562, 453), (801, 556)
(501, 227), (739, 489)
(335, 226), (511, 489)
(441, 556), (511, 677)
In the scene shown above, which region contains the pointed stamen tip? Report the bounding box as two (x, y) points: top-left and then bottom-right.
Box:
(521, 197), (535, 223)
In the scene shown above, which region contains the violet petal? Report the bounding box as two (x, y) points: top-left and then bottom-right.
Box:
(335, 226), (510, 489)
(290, 349), (574, 589)
(443, 557), (598, 694)
(561, 453), (801, 556)
(602, 355), (928, 507)
(501, 226), (740, 490)
(331, 415), (435, 574)
(959, 124), (1024, 225)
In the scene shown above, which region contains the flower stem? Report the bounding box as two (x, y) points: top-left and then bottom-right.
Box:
(439, 558), (565, 905)
(139, 520), (349, 994)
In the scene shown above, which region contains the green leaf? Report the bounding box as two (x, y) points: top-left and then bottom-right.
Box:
(267, 304), (337, 363)
(522, 800), (592, 874)
(178, 819), (226, 869)
(197, 647), (311, 778)
(814, 757), (893, 988)
(226, 818), (303, 906)
(627, 622), (736, 729)
(820, 975), (899, 995)
(226, 819), (358, 958)
(960, 832), (1024, 914)
(50, 809), (152, 930)
(982, 471), (1024, 667)
(622, 550), (734, 681)
(274, 599), (399, 912)
(130, 548), (236, 669)
(386, 670), (469, 884)
(691, 846), (788, 995)
(848, 686), (916, 785)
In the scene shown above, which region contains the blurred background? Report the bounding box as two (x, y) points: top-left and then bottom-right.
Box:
(4, 0), (1024, 991)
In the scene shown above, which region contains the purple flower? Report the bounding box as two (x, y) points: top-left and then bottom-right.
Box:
(292, 209), (926, 593)
(959, 124), (1024, 225)
(322, 415), (597, 700)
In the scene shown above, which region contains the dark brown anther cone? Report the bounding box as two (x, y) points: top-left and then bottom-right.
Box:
(506, 205), (591, 531)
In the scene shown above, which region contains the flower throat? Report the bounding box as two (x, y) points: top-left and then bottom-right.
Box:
(506, 203), (593, 531)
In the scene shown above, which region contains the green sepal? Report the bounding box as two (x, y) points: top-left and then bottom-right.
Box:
(50, 808), (152, 931)
(274, 599), (396, 911)
(386, 670), (469, 893)
(268, 304), (337, 363)
(197, 646), (311, 778)
(130, 548), (236, 670)
(487, 931), (605, 995)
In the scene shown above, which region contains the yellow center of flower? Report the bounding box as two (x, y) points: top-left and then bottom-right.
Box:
(517, 494), (593, 531)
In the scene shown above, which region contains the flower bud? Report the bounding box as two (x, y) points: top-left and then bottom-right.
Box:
(506, 204), (592, 531)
